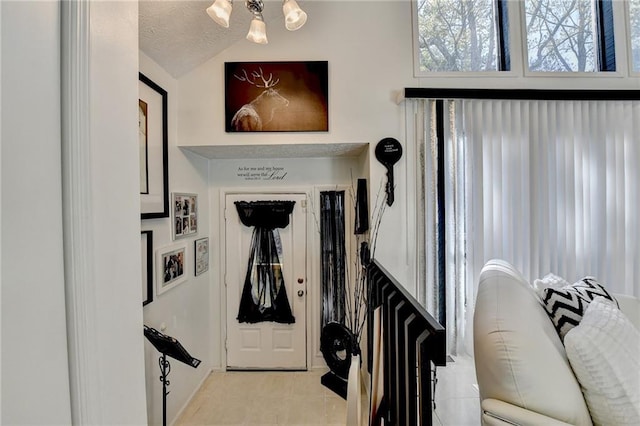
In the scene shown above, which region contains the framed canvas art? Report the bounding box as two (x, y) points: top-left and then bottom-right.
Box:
(225, 61), (328, 132)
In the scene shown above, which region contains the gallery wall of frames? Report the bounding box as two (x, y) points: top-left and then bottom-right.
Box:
(139, 73), (211, 308)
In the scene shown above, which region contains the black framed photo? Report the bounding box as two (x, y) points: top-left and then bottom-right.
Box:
(139, 73), (169, 219)
(141, 230), (153, 306)
(225, 61), (328, 132)
(173, 193), (198, 239)
(194, 237), (209, 276)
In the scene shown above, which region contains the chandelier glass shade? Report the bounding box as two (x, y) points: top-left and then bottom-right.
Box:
(246, 15), (268, 44)
(283, 0), (307, 31)
(206, 0), (307, 44)
(206, 0), (233, 28)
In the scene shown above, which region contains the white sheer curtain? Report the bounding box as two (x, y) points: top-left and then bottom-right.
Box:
(411, 98), (640, 355)
(410, 99), (465, 354)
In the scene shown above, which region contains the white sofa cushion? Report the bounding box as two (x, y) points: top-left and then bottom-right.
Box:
(616, 294), (640, 330)
(542, 277), (618, 340)
(533, 273), (570, 299)
(474, 259), (593, 425)
(564, 297), (640, 426)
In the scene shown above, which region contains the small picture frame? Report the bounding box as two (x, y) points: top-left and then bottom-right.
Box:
(141, 230), (153, 306)
(156, 243), (187, 295)
(173, 193), (198, 239)
(194, 237), (209, 276)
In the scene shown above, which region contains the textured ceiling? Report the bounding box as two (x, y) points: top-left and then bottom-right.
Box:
(139, 0), (284, 78)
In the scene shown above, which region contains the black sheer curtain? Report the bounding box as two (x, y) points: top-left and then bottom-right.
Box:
(320, 191), (346, 328)
(235, 201), (296, 324)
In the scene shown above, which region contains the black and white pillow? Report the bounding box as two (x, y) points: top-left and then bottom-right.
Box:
(541, 277), (618, 340)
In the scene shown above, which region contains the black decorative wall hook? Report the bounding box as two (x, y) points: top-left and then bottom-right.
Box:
(375, 138), (403, 206)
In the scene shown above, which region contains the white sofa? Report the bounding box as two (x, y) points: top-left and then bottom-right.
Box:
(473, 259), (640, 425)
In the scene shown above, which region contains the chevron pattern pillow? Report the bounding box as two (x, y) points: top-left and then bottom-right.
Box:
(542, 277), (618, 340)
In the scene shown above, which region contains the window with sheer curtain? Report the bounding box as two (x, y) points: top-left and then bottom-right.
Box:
(410, 97), (640, 355)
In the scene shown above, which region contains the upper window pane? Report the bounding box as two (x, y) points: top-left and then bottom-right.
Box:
(525, 0), (597, 72)
(416, 0), (501, 72)
(630, 0), (640, 72)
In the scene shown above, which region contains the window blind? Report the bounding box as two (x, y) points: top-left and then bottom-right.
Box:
(412, 97), (640, 355)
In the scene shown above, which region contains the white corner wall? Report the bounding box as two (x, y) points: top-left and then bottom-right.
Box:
(3, 2), (154, 424)
(81, 2), (148, 423)
(1, 2), (71, 423)
(140, 52), (212, 426)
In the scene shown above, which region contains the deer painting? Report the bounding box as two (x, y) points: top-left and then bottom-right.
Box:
(231, 68), (290, 131)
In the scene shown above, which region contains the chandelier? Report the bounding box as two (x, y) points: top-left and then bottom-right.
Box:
(206, 0), (307, 45)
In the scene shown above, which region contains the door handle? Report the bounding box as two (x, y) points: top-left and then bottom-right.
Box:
(297, 290), (304, 297)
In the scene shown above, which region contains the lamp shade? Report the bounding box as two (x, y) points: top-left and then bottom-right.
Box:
(282, 0), (307, 31)
(246, 17), (268, 44)
(206, 0), (233, 28)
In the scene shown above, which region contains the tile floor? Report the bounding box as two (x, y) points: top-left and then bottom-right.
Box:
(432, 355), (481, 426)
(176, 355), (480, 425)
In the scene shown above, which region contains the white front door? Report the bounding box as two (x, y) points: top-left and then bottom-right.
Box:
(225, 193), (307, 370)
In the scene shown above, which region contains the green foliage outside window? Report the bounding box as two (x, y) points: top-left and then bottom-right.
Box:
(415, 0), (633, 74)
(416, 0), (500, 72)
(525, 0), (596, 72)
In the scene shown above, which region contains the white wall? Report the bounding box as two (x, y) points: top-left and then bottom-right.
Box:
(1, 2), (72, 423)
(178, 0), (640, 290)
(1, 3), (3, 418)
(3, 1), (152, 424)
(84, 2), (148, 423)
(179, 1), (419, 288)
(148, 0), (640, 414)
(140, 52), (212, 426)
(173, 3), (433, 379)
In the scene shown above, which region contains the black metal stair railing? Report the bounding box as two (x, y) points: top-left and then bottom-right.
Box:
(367, 259), (446, 426)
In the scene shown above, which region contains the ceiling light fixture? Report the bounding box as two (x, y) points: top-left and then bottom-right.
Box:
(206, 0), (307, 45)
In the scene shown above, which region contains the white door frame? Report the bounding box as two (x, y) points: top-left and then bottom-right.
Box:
(218, 187), (315, 370)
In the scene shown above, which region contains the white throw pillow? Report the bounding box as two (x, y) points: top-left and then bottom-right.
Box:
(533, 272), (569, 299)
(564, 297), (640, 426)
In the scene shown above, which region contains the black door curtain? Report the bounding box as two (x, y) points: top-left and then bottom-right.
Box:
(234, 200), (296, 324)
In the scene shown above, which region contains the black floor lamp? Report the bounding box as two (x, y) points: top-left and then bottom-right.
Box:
(144, 325), (201, 426)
